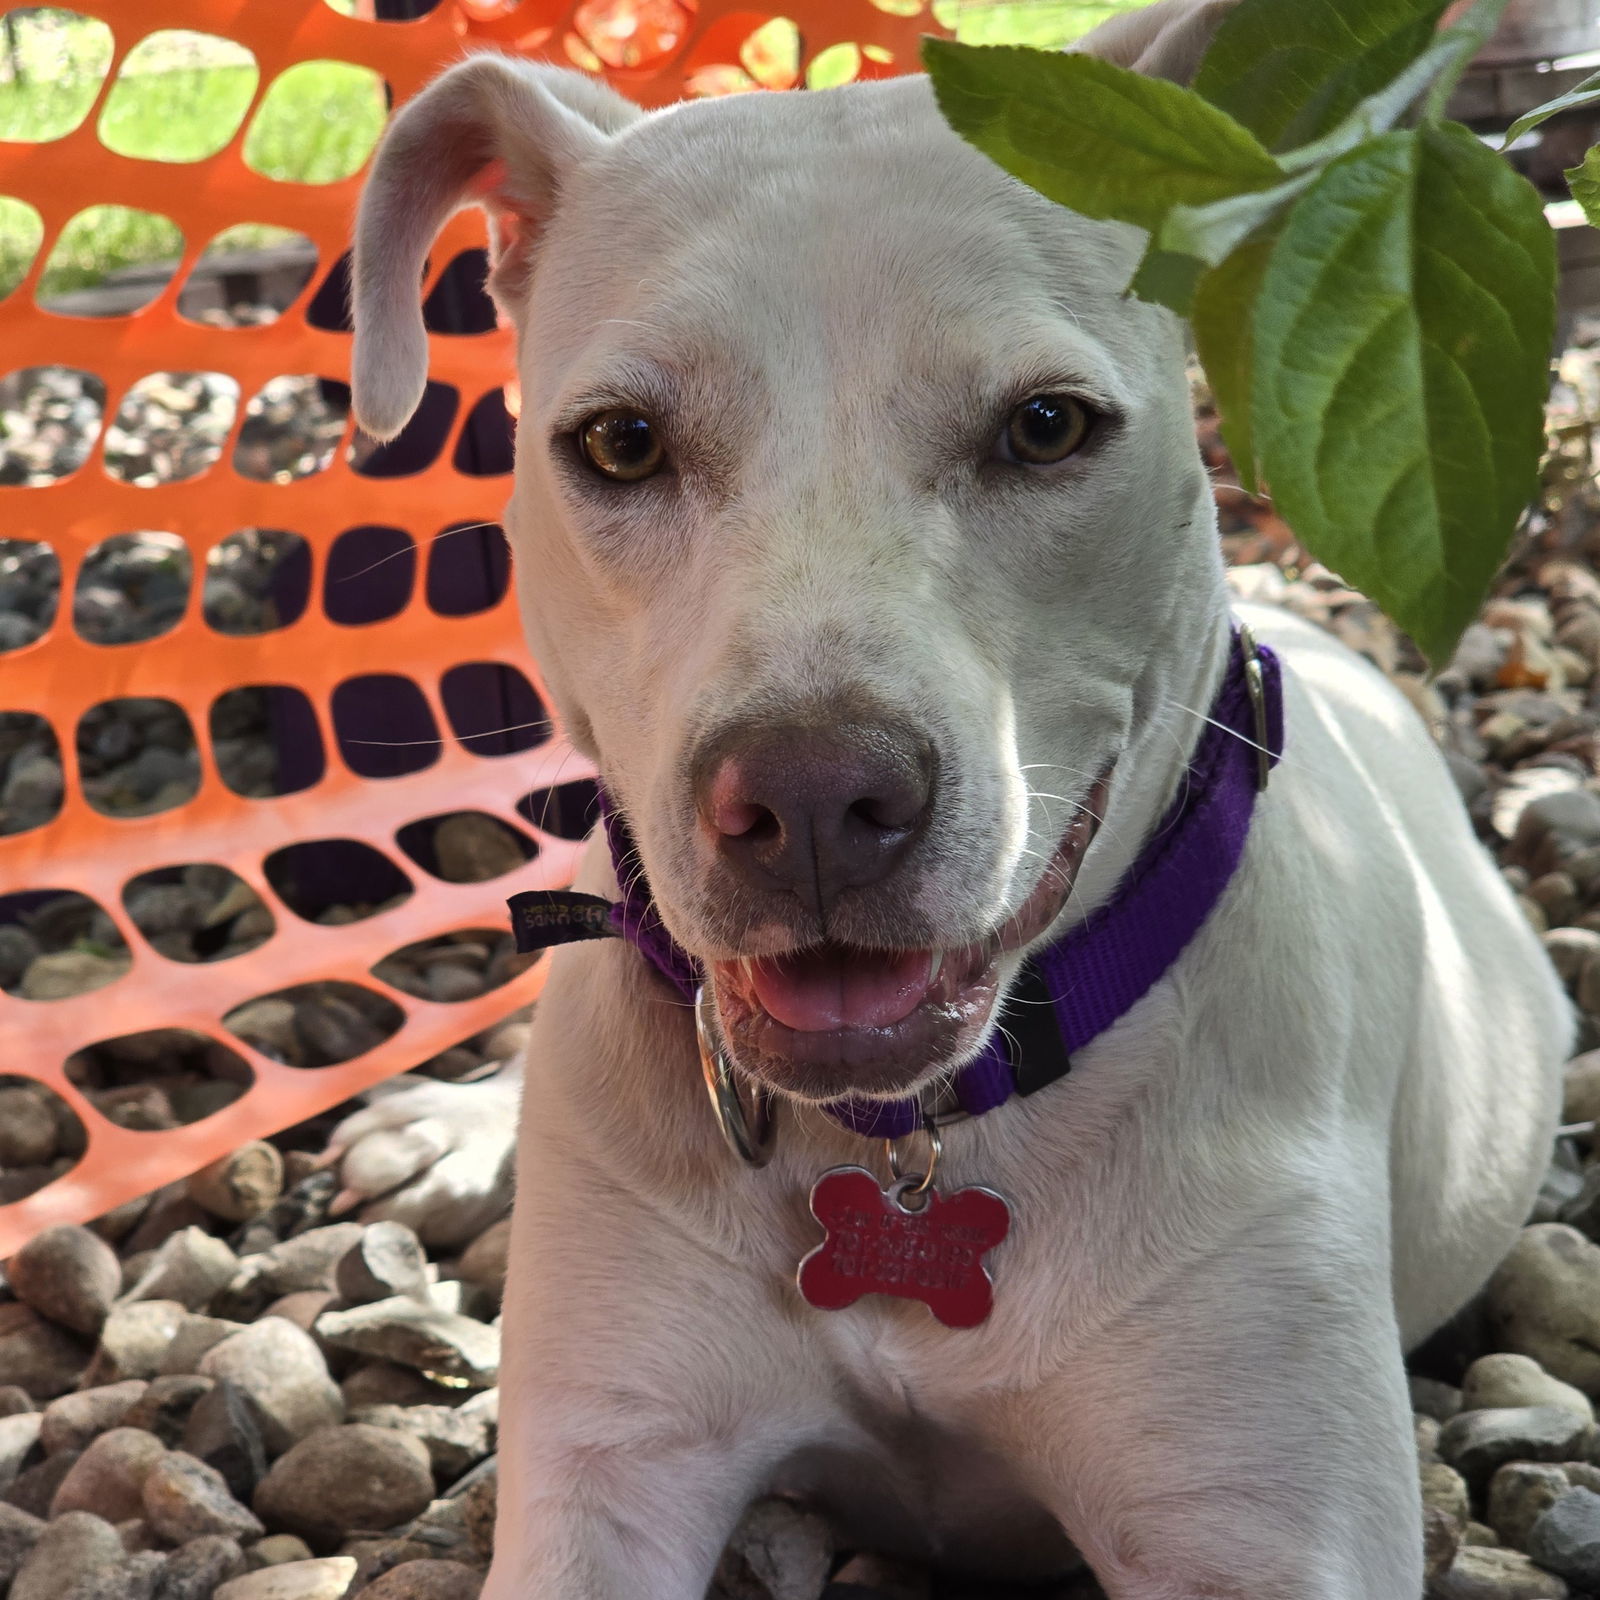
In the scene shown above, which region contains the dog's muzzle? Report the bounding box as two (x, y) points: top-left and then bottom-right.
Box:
(702, 772), (1110, 1103)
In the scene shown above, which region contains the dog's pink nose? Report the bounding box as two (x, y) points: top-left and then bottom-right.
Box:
(698, 724), (933, 913)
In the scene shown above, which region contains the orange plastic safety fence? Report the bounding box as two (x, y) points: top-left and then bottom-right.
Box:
(0, 0), (944, 1253)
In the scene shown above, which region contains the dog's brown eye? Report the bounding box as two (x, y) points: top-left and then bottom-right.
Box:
(579, 410), (664, 482)
(1003, 395), (1094, 465)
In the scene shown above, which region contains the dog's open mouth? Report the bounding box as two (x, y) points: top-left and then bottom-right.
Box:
(710, 773), (1111, 1102)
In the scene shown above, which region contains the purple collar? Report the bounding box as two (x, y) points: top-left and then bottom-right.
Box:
(511, 627), (1283, 1141)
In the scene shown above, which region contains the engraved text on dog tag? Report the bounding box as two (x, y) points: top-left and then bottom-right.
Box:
(797, 1166), (1010, 1329)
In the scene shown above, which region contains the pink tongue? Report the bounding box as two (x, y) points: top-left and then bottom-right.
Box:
(749, 947), (933, 1033)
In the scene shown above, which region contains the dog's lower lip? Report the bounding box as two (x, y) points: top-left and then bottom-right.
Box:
(710, 769), (1112, 1098)
(739, 940), (997, 1035)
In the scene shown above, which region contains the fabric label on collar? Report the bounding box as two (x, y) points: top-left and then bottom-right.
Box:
(508, 890), (618, 952)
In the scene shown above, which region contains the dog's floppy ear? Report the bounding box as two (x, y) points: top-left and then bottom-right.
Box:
(352, 55), (638, 441)
(1067, 0), (1237, 85)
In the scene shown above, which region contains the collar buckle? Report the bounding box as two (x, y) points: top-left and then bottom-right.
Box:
(1238, 623), (1272, 793)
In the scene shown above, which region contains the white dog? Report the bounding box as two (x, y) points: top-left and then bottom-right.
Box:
(340, 3), (1572, 1593)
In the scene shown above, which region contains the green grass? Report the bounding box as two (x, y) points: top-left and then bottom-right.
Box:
(101, 61), (260, 163)
(0, 8), (113, 141)
(0, 13), (384, 302)
(0, 209), (311, 306)
(805, 2), (1142, 86)
(0, 16), (387, 173)
(939, 1), (1146, 47)
(240, 59), (386, 184)
(34, 204), (181, 297)
(0, 197), (40, 305)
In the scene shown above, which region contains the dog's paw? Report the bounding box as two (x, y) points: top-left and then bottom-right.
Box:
(322, 1069), (521, 1249)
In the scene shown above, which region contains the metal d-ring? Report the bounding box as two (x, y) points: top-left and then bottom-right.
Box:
(1238, 622), (1272, 793)
(694, 985), (775, 1168)
(884, 1118), (942, 1199)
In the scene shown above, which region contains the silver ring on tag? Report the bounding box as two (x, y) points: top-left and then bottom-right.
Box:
(885, 1120), (941, 1197)
(886, 1175), (934, 1214)
(694, 985), (775, 1168)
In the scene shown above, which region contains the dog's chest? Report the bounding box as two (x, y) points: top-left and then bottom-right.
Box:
(763, 1314), (1072, 1576)
(776, 1380), (1074, 1576)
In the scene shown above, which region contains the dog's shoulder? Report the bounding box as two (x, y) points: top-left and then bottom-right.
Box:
(1227, 600), (1566, 1050)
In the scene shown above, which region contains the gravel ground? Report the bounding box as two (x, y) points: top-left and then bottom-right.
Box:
(12, 345), (1600, 1596)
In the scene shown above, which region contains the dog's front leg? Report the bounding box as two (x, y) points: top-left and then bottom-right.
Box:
(483, 1402), (771, 1600)
(481, 1200), (812, 1597)
(1012, 1187), (1422, 1599)
(481, 1137), (821, 1599)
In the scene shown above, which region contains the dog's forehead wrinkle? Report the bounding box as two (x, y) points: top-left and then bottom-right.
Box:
(610, 220), (1128, 370)
(533, 87), (1151, 376)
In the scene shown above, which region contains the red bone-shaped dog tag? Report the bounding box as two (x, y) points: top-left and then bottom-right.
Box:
(797, 1166), (1011, 1328)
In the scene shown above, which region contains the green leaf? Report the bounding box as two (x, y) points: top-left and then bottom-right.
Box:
(1157, 171), (1317, 266)
(1568, 144), (1600, 227)
(922, 40), (1282, 232)
(1194, 0), (1450, 151)
(1251, 123), (1555, 669)
(1128, 244), (1208, 316)
(1126, 24), (1493, 318)
(1505, 68), (1600, 146)
(1277, 33), (1485, 175)
(1128, 173), (1313, 317)
(1191, 232), (1278, 495)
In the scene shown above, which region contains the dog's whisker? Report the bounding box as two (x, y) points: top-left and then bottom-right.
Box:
(992, 1022), (1024, 1068)
(1018, 762), (1102, 778)
(1131, 702), (1203, 844)
(331, 520), (504, 583)
(1154, 688), (1312, 782)
(1010, 844), (1088, 930)
(1024, 790), (1112, 828)
(1020, 788), (1127, 860)
(524, 747), (589, 836)
(1162, 701), (1279, 763)
(620, 859), (652, 908)
(342, 716), (554, 748)
(1012, 763), (1130, 856)
(1012, 845), (1075, 891)
(995, 991), (1062, 1010)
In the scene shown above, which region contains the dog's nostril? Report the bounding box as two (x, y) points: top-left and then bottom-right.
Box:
(744, 806), (781, 845)
(849, 792), (919, 834)
(711, 796), (768, 839)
